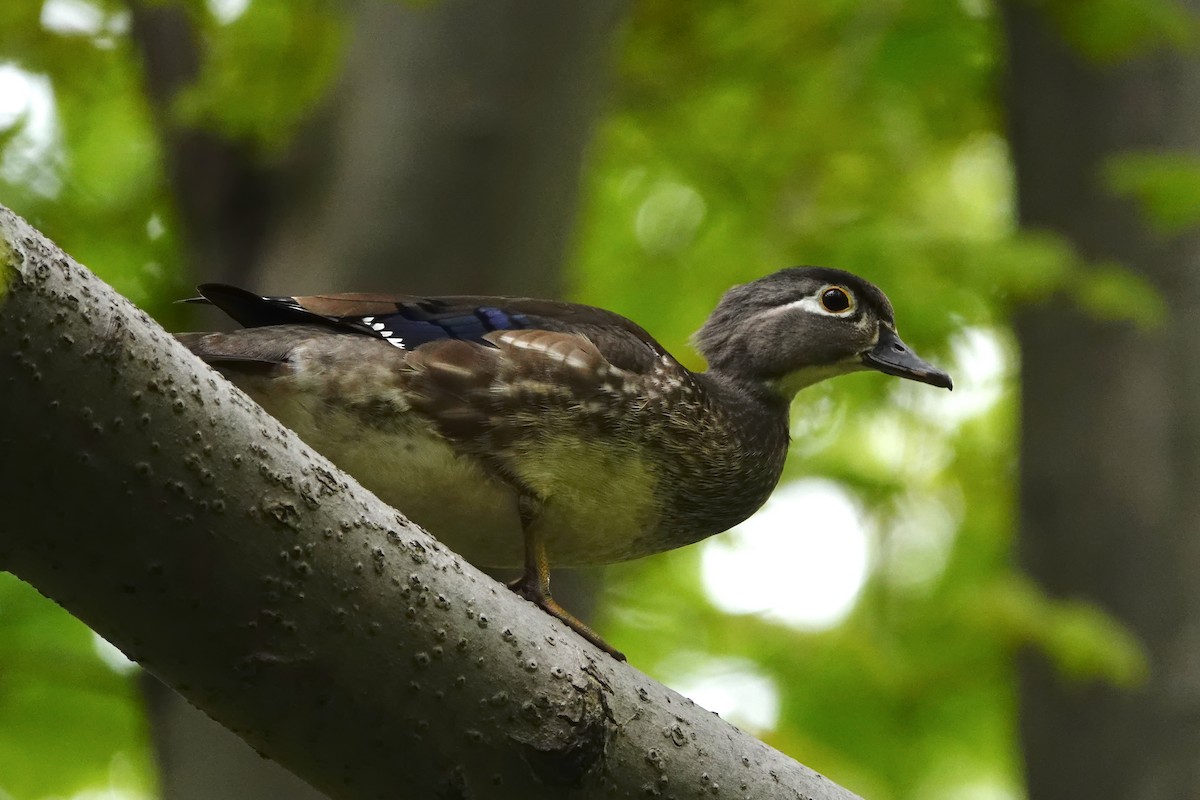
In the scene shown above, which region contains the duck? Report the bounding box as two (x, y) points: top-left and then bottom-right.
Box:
(178, 266), (951, 659)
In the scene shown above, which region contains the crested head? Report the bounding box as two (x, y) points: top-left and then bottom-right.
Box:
(694, 266), (952, 399)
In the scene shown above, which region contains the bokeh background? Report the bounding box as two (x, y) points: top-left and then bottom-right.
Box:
(2, 0), (1198, 798)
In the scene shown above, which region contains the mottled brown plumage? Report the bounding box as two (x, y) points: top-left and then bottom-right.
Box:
(178, 267), (951, 658)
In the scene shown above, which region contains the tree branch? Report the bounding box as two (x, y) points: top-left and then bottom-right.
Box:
(0, 205), (862, 800)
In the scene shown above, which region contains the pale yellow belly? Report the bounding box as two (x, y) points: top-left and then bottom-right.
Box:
(241, 381), (661, 567)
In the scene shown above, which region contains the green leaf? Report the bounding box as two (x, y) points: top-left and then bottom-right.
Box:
(1037, 0), (1199, 62)
(173, 0), (347, 150)
(979, 576), (1149, 687)
(1107, 151), (1200, 234)
(0, 574), (153, 800)
(1074, 262), (1167, 329)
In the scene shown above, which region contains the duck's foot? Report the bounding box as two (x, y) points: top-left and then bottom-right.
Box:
(507, 574), (626, 661)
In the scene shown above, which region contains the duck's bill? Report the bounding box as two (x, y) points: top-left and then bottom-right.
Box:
(862, 328), (953, 390)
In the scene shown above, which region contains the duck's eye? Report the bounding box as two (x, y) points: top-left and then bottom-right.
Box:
(819, 286), (853, 313)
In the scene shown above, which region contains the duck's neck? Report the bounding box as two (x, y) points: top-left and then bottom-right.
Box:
(649, 370), (790, 544)
(700, 369), (791, 416)
(712, 359), (864, 406)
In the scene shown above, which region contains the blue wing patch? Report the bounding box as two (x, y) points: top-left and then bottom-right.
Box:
(346, 304), (530, 350)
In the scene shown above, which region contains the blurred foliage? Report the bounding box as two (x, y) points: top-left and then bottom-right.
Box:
(0, 0), (177, 314)
(172, 0), (344, 149)
(0, 574), (152, 799)
(1107, 152), (1200, 234)
(0, 0), (1180, 798)
(0, 0), (343, 319)
(1030, 0), (1199, 61)
(576, 2), (1154, 799)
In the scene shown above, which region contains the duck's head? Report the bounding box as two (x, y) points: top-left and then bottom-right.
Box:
(694, 266), (952, 399)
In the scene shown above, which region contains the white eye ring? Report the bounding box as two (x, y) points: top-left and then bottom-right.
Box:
(817, 285), (855, 315)
(751, 286), (860, 322)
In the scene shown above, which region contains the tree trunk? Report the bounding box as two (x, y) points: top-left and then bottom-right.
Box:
(1004, 3), (1200, 797)
(255, 0), (625, 297)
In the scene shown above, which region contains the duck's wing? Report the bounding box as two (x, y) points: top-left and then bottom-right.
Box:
(187, 284), (670, 374)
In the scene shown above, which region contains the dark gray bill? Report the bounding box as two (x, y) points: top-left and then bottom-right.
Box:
(862, 327), (953, 390)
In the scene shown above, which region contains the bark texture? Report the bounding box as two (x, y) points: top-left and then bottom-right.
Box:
(1004, 3), (1200, 797)
(0, 205), (861, 800)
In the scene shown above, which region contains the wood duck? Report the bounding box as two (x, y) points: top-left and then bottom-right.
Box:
(178, 266), (951, 659)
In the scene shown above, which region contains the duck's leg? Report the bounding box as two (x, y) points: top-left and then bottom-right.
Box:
(506, 496), (625, 661)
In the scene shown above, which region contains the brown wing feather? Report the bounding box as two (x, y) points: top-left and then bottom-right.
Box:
(286, 294), (419, 317)
(194, 284), (673, 376)
(176, 331), (297, 374)
(401, 331), (629, 450)
(288, 293), (668, 374)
